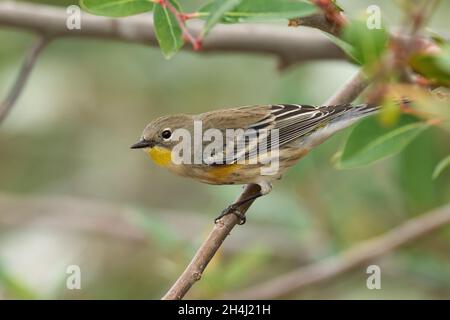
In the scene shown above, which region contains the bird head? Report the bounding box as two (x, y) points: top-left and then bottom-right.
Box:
(131, 114), (192, 151)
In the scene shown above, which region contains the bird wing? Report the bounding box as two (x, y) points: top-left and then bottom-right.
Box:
(199, 105), (273, 165)
(202, 104), (371, 165)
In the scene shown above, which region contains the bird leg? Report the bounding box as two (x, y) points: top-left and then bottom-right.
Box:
(215, 193), (263, 225)
(214, 182), (272, 225)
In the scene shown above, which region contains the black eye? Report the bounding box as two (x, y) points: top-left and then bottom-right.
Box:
(161, 129), (172, 139)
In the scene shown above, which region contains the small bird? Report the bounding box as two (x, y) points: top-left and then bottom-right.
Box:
(131, 103), (378, 223)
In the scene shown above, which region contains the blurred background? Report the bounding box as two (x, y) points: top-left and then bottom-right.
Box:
(0, 0), (450, 299)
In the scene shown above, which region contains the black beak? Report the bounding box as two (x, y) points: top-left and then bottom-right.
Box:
(130, 139), (154, 149)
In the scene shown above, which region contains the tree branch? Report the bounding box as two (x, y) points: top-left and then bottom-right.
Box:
(0, 35), (49, 123)
(161, 69), (370, 300)
(0, 1), (346, 66)
(289, 13), (343, 37)
(161, 184), (261, 300)
(225, 204), (450, 299)
(324, 70), (369, 105)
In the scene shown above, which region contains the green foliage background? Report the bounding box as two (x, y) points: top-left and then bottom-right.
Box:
(0, 0), (449, 299)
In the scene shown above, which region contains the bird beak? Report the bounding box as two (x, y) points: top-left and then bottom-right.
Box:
(130, 139), (154, 149)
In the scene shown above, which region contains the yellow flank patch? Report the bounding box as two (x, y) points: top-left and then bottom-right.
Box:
(207, 163), (240, 180)
(147, 146), (172, 167)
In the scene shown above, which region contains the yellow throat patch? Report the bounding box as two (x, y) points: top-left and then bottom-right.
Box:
(147, 146), (172, 167)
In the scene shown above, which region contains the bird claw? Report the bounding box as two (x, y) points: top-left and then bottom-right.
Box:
(215, 205), (246, 225)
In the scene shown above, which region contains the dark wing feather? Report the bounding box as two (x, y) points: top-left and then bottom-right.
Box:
(204, 104), (365, 164)
(273, 104), (354, 146)
(199, 105), (273, 165)
(245, 104), (353, 154)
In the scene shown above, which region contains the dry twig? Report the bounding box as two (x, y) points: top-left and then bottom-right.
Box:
(0, 36), (49, 123)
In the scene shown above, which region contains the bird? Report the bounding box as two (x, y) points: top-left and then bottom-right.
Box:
(131, 103), (379, 224)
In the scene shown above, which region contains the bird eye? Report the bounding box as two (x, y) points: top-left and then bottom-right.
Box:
(161, 129), (172, 140)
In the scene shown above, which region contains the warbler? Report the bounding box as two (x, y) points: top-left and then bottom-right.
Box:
(131, 103), (378, 223)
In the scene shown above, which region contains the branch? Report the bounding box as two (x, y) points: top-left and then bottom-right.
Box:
(225, 204), (450, 299)
(0, 1), (345, 67)
(162, 69), (369, 300)
(289, 13), (343, 37)
(324, 70), (369, 105)
(0, 36), (49, 123)
(161, 184), (261, 300)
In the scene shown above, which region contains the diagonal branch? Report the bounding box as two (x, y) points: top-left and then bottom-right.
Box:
(161, 184), (261, 300)
(161, 70), (370, 300)
(225, 204), (450, 299)
(0, 36), (50, 124)
(324, 70), (369, 105)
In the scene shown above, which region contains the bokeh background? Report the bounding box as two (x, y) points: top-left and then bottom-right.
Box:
(0, 0), (450, 299)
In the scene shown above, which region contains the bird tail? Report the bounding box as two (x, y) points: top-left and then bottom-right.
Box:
(317, 103), (379, 135)
(352, 103), (380, 116)
(341, 98), (411, 122)
(300, 100), (410, 149)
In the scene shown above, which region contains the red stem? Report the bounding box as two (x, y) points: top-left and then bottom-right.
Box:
(158, 0), (202, 51)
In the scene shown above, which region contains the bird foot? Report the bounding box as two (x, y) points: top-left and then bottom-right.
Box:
(215, 205), (246, 225)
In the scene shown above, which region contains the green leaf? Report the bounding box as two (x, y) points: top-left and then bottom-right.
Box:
(326, 34), (361, 64)
(200, 0), (317, 22)
(399, 130), (439, 212)
(341, 19), (388, 67)
(80, 0), (154, 17)
(337, 114), (428, 169)
(410, 44), (450, 87)
(154, 0), (184, 59)
(433, 154), (450, 179)
(203, 0), (242, 36)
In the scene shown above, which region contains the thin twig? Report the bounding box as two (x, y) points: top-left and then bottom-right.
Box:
(225, 204), (450, 299)
(324, 70), (369, 105)
(0, 36), (49, 124)
(158, 0), (201, 50)
(161, 69), (370, 300)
